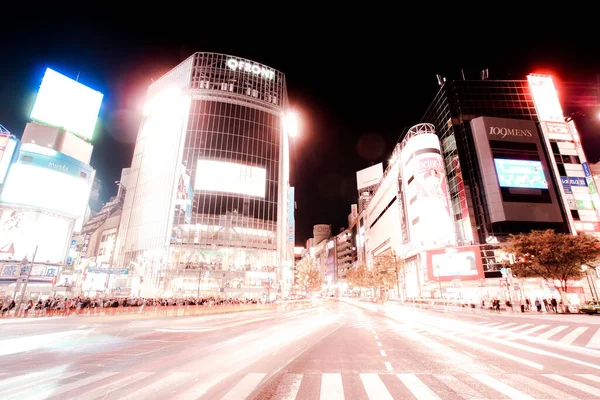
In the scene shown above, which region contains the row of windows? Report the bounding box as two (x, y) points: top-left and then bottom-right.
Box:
(187, 133), (279, 161)
(189, 100), (282, 131)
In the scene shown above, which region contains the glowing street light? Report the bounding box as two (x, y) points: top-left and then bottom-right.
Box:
(285, 111), (299, 137)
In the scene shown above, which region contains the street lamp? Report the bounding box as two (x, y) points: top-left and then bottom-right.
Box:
(285, 111), (299, 138)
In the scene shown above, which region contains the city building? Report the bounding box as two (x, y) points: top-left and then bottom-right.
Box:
(0, 68), (101, 299)
(360, 73), (600, 305)
(356, 163), (383, 213)
(71, 168), (130, 296)
(114, 53), (295, 299)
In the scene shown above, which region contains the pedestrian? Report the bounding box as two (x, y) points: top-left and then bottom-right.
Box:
(543, 298), (549, 312)
(535, 298), (542, 312)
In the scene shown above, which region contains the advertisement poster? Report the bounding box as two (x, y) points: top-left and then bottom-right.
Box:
(427, 246), (484, 281)
(414, 156), (455, 246)
(0, 208), (71, 264)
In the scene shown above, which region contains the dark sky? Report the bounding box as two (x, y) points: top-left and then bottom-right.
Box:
(1, 17), (600, 245)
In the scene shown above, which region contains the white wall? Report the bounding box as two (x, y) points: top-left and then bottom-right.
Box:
(364, 164), (403, 258)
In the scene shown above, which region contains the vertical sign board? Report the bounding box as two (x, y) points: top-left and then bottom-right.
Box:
(527, 74), (589, 234)
(287, 186), (294, 243)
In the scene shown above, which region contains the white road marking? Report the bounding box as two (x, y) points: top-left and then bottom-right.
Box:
(271, 373), (303, 400)
(385, 362), (393, 371)
(320, 373), (344, 400)
(174, 373), (227, 399)
(434, 374), (485, 399)
(222, 373), (266, 400)
(0, 372), (82, 397)
(471, 373), (534, 400)
(83, 372), (153, 399)
(494, 323), (517, 329)
(463, 351), (476, 358)
(376, 342), (382, 347)
(380, 350), (387, 356)
(32, 372), (119, 399)
(374, 335), (379, 339)
(505, 323), (533, 332)
(543, 374), (600, 396)
(119, 372), (190, 400)
(586, 328), (600, 348)
(558, 327), (588, 345)
(509, 374), (577, 399)
(360, 373), (393, 400)
(397, 373), (441, 399)
(537, 325), (568, 340)
(0, 330), (87, 356)
(518, 324), (550, 335)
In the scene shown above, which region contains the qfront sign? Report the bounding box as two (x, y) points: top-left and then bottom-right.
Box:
(226, 58), (275, 80)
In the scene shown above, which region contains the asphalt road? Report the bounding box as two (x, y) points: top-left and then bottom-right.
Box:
(1, 298), (600, 399)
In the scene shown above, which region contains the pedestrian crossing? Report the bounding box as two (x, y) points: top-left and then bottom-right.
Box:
(469, 321), (600, 348)
(3, 370), (600, 399)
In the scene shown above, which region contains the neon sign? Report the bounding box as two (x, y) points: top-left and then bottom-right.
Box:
(226, 58), (275, 80)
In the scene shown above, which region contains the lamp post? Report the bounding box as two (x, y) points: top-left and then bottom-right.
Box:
(15, 246), (38, 318)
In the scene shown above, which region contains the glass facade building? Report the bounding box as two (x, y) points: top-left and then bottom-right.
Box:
(115, 53), (292, 298)
(418, 79), (572, 273)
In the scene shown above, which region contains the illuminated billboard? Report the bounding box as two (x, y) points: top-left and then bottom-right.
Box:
(0, 207), (71, 263)
(494, 159), (548, 189)
(30, 68), (103, 141)
(400, 129), (455, 248)
(0, 135), (17, 184)
(195, 160), (266, 198)
(427, 246), (484, 281)
(0, 144), (93, 217)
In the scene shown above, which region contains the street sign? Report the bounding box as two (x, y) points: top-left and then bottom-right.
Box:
(500, 267), (508, 276)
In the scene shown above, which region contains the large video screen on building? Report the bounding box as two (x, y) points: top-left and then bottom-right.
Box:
(0, 208), (71, 263)
(494, 159), (548, 189)
(195, 160), (266, 198)
(0, 144), (93, 217)
(429, 247), (483, 279)
(29, 68), (103, 141)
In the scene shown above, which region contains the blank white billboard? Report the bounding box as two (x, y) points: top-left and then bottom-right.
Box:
(30, 68), (103, 141)
(356, 163), (383, 190)
(195, 160), (266, 197)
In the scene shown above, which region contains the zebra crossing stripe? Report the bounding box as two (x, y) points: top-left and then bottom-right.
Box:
(360, 373), (393, 400)
(543, 374), (600, 396)
(0, 372), (83, 398)
(471, 373), (534, 400)
(119, 372), (190, 400)
(222, 373), (266, 400)
(320, 373), (344, 400)
(397, 373), (442, 400)
(33, 372), (119, 399)
(78, 372), (153, 399)
(558, 327), (588, 345)
(3, 370), (600, 399)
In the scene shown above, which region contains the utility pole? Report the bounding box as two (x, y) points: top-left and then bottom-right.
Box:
(15, 245), (38, 317)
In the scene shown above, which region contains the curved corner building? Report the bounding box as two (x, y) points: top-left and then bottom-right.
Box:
(115, 53), (292, 298)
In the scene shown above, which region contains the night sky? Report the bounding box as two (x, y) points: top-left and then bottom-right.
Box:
(2, 17), (600, 245)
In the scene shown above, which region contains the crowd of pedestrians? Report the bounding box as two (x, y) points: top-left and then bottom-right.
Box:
(0, 295), (266, 318)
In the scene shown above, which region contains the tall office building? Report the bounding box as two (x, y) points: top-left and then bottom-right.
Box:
(417, 76), (599, 273)
(361, 73), (599, 302)
(115, 53), (294, 298)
